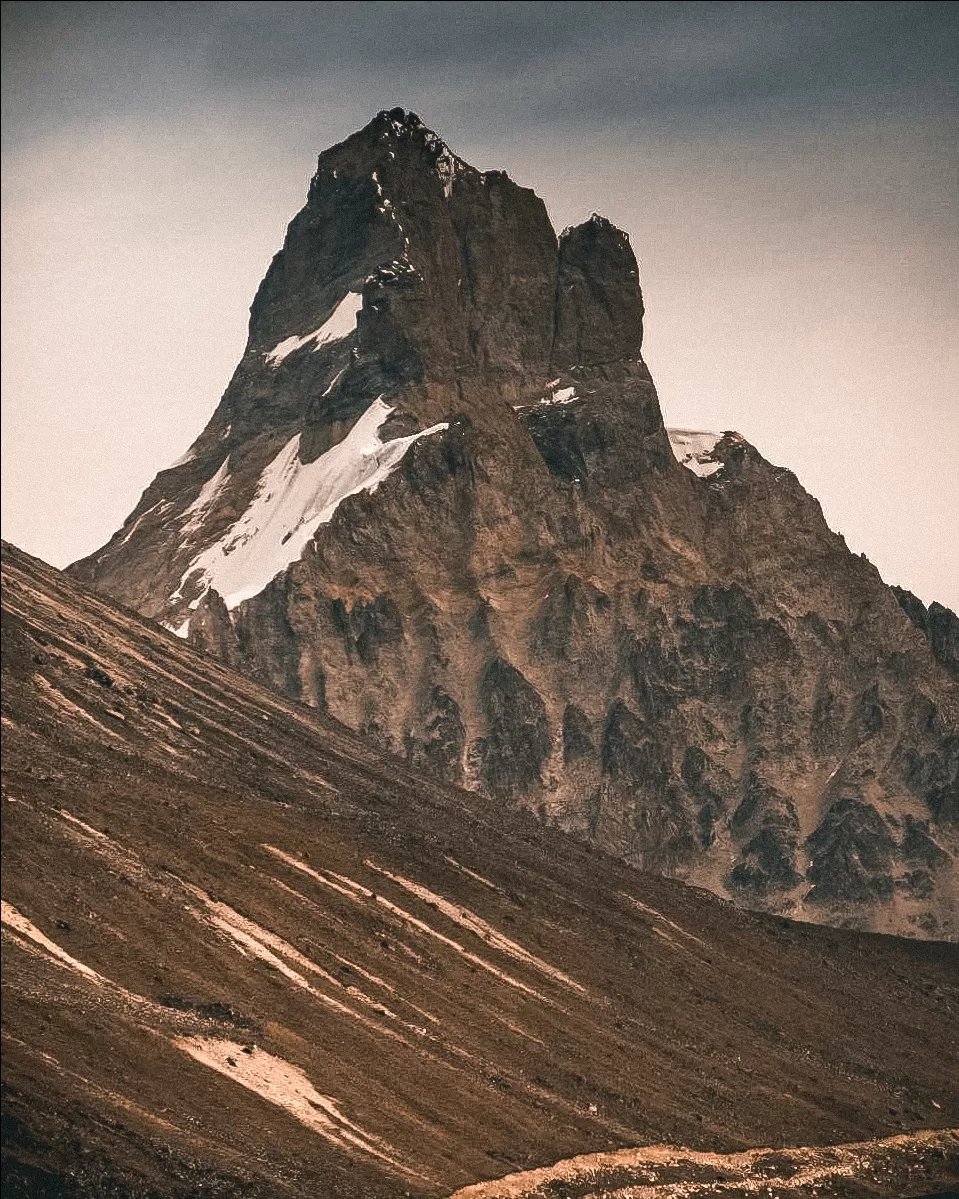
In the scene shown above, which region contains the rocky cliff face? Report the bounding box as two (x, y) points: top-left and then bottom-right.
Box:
(72, 109), (959, 939)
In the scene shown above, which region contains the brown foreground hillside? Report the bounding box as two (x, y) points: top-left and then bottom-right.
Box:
(2, 541), (957, 1198)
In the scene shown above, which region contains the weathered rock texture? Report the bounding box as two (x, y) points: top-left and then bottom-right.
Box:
(72, 109), (959, 939)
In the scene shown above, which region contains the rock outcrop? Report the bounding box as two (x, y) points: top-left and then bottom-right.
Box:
(71, 109), (959, 938)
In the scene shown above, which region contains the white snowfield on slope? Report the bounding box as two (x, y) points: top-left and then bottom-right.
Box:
(173, 398), (448, 616)
(265, 291), (364, 367)
(667, 428), (725, 478)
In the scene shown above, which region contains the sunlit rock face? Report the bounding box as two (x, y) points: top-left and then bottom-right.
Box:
(72, 109), (958, 938)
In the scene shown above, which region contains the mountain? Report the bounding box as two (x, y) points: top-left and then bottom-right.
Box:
(4, 541), (959, 1199)
(71, 108), (959, 939)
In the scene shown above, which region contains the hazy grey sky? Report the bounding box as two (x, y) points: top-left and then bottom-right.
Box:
(3, 1), (958, 607)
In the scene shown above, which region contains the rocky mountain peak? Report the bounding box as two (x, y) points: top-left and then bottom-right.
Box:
(71, 113), (958, 940)
(246, 110), (644, 407)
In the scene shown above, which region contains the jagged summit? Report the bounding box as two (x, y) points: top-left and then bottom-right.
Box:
(373, 104), (429, 129)
(71, 114), (958, 939)
(312, 106), (476, 201)
(244, 108), (643, 392)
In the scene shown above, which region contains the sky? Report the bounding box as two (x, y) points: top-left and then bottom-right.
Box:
(3, 0), (958, 608)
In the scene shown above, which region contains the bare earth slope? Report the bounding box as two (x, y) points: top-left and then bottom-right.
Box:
(2, 541), (958, 1198)
(70, 110), (959, 938)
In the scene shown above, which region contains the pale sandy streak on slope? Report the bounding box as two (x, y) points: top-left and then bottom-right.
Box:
(52, 811), (408, 1036)
(263, 846), (552, 1003)
(48, 812), (446, 1048)
(619, 893), (708, 948)
(184, 884), (523, 1059)
(175, 882), (435, 1044)
(1, 1032), (191, 1142)
(448, 1129), (959, 1198)
(262, 853), (655, 1135)
(2, 900), (107, 983)
(55, 809), (180, 901)
(269, 876), (442, 1026)
(1, 900), (164, 1017)
(366, 861), (587, 993)
(0, 938), (422, 1179)
(443, 855), (502, 893)
(32, 673), (124, 740)
(267, 876), (555, 1054)
(174, 1037), (427, 1180)
(5, 571), (336, 790)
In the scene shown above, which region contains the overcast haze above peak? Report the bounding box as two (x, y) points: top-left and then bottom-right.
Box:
(3, 1), (958, 607)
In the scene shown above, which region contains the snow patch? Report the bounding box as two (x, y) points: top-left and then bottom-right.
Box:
(667, 428), (725, 478)
(174, 399), (448, 610)
(180, 457), (230, 535)
(513, 381), (579, 412)
(265, 292), (363, 367)
(547, 386), (577, 406)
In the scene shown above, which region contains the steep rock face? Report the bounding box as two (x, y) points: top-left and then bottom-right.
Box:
(893, 584), (959, 680)
(72, 110), (959, 938)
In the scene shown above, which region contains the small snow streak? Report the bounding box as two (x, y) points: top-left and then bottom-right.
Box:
(118, 500), (171, 547)
(513, 380), (579, 412)
(180, 457), (230, 535)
